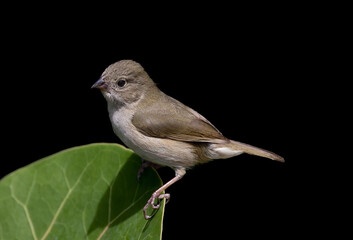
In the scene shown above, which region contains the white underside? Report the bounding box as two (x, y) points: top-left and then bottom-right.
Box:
(214, 147), (242, 156)
(209, 146), (243, 159)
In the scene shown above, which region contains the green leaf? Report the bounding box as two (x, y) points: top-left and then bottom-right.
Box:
(0, 143), (164, 240)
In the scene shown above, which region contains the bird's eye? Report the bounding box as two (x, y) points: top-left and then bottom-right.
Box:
(117, 79), (127, 88)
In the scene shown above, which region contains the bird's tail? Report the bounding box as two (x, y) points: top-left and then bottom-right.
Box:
(230, 140), (284, 162)
(210, 140), (284, 162)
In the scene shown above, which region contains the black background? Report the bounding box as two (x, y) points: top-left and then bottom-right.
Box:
(1, 4), (331, 239)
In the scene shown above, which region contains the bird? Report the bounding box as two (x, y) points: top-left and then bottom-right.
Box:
(91, 60), (284, 219)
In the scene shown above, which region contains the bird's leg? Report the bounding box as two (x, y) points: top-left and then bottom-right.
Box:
(137, 159), (163, 180)
(143, 169), (185, 220)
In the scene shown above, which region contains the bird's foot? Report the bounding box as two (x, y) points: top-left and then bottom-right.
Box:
(137, 160), (162, 181)
(142, 172), (184, 220)
(143, 192), (170, 220)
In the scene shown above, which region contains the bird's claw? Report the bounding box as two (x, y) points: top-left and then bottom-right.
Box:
(143, 193), (170, 219)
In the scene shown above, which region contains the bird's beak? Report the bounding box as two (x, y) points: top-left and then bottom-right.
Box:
(91, 77), (108, 91)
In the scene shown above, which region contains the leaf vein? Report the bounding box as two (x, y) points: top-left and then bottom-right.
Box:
(96, 190), (153, 240)
(25, 171), (37, 204)
(41, 161), (93, 240)
(82, 205), (89, 240)
(107, 159), (121, 222)
(10, 185), (38, 240)
(137, 220), (149, 240)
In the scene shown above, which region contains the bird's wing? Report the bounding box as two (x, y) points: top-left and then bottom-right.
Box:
(132, 95), (227, 143)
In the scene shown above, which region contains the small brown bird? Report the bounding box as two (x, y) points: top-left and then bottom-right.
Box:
(92, 60), (284, 219)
